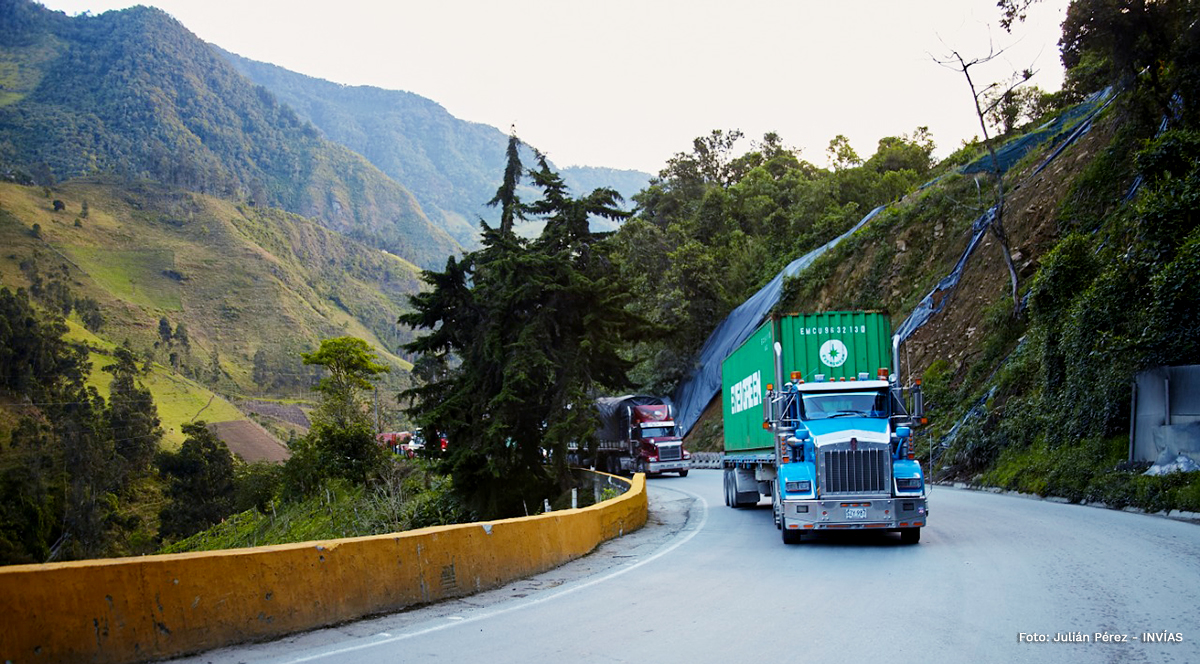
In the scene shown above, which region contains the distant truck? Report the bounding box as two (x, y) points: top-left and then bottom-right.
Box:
(376, 431), (414, 457)
(587, 396), (691, 477)
(722, 311), (927, 544)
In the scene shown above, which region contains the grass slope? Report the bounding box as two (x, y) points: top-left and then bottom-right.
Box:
(0, 176), (424, 446)
(64, 319), (244, 449)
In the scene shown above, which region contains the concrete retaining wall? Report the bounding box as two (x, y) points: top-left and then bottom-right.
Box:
(0, 472), (646, 664)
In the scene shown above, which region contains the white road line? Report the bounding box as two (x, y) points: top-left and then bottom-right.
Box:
(285, 485), (710, 663)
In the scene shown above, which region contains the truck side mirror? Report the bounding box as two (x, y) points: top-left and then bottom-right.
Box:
(896, 426), (911, 439)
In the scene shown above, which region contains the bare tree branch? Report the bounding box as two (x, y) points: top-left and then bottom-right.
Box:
(932, 44), (1035, 315)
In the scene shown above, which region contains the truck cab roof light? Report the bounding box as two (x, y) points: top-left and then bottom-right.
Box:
(878, 368), (889, 379)
(790, 371), (803, 381)
(857, 372), (869, 381)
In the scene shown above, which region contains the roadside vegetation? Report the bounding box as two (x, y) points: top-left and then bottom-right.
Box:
(916, 0), (1200, 512)
(4, 0), (1200, 565)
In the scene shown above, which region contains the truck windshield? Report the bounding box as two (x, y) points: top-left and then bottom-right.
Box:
(801, 391), (888, 420)
(638, 426), (675, 438)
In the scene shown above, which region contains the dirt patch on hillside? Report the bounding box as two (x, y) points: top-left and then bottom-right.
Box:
(208, 419), (291, 463)
(684, 393), (725, 452)
(237, 400), (310, 429)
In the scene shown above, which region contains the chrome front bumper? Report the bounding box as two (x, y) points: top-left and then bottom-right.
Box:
(646, 459), (691, 473)
(780, 496), (926, 531)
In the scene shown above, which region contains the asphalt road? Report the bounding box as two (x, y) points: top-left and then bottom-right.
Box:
(174, 471), (1200, 664)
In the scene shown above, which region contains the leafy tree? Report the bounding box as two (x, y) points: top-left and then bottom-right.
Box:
(281, 336), (391, 490)
(659, 129), (746, 193)
(74, 296), (104, 332)
(401, 135), (644, 518)
(233, 461), (283, 513)
(866, 128), (936, 174)
(984, 85), (1052, 134)
(0, 417), (64, 564)
(158, 421), (235, 540)
(1059, 0), (1189, 107)
(998, 0), (1041, 32)
(301, 336), (389, 426)
(157, 316), (173, 345)
(252, 347), (270, 387)
(827, 134), (862, 170)
(0, 287), (80, 395)
(104, 344), (163, 478)
(173, 322), (188, 347)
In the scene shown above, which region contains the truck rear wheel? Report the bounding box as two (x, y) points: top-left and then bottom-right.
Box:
(782, 528), (805, 544)
(900, 528), (921, 544)
(726, 468), (758, 507)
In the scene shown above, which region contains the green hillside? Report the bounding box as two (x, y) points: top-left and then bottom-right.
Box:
(62, 319), (244, 450)
(0, 0), (458, 270)
(0, 178), (420, 403)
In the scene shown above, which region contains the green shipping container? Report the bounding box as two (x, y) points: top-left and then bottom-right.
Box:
(721, 311), (893, 454)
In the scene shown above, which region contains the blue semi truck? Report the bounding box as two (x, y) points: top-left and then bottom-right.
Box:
(721, 311), (927, 544)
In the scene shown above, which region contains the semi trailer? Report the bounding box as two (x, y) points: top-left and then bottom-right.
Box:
(722, 311), (927, 544)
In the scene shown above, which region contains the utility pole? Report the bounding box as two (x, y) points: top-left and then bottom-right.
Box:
(374, 385), (381, 433)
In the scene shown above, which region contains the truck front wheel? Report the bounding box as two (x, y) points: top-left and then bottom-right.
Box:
(678, 470), (689, 477)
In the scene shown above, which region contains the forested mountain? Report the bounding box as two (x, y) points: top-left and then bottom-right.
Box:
(0, 0), (458, 269)
(220, 49), (651, 247)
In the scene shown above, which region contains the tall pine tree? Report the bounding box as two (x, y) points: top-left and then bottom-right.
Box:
(401, 134), (646, 518)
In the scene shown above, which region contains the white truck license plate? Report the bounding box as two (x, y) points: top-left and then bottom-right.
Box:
(846, 508), (867, 519)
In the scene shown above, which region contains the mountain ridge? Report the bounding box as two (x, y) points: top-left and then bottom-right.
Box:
(0, 0), (459, 269)
(218, 48), (652, 245)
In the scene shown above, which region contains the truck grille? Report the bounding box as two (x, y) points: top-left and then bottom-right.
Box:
(657, 444), (682, 462)
(821, 448), (887, 494)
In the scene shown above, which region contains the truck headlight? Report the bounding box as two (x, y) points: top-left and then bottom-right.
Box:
(785, 480), (811, 493)
(896, 477), (923, 491)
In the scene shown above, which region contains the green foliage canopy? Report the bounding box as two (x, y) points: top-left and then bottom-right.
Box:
(158, 421), (235, 541)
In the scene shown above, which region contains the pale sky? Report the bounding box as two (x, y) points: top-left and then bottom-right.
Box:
(37, 0), (1072, 175)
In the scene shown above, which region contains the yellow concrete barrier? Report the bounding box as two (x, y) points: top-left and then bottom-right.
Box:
(0, 472), (646, 664)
